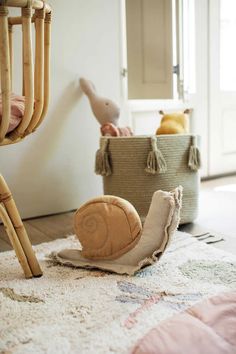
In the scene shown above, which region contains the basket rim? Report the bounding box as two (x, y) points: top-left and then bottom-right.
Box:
(100, 134), (200, 140)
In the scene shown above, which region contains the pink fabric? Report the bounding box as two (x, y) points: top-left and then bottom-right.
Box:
(0, 94), (25, 133)
(118, 126), (133, 136)
(132, 291), (236, 354)
(101, 123), (133, 137)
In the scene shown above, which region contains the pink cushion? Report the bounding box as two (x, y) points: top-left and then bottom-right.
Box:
(0, 94), (25, 133)
(132, 291), (236, 354)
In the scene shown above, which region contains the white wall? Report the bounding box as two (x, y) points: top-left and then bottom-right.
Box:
(0, 0), (124, 218)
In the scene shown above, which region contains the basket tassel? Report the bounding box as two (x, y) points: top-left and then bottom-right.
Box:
(95, 138), (112, 176)
(188, 136), (201, 171)
(145, 136), (167, 174)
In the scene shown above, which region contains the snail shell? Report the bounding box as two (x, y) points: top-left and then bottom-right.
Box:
(74, 196), (142, 260)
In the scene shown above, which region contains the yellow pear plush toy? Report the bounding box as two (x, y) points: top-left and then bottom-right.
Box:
(156, 109), (191, 135)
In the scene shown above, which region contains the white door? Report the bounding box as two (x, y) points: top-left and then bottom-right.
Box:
(209, 0), (236, 175)
(125, 0), (173, 99)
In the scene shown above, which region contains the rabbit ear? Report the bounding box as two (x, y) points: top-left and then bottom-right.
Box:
(184, 108), (192, 115)
(89, 80), (97, 93)
(80, 77), (96, 98)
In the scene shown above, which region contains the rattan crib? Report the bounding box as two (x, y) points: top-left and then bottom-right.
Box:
(0, 0), (52, 278)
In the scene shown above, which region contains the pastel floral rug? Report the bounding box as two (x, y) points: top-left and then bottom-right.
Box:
(0, 231), (235, 354)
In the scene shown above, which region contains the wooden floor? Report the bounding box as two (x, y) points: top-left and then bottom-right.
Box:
(180, 175), (236, 254)
(0, 211), (74, 252)
(1, 175), (236, 254)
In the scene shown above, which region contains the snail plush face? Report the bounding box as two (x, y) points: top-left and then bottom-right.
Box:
(74, 196), (142, 260)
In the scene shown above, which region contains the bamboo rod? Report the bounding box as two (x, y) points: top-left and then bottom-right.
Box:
(0, 174), (43, 277)
(0, 0), (51, 13)
(0, 204), (33, 278)
(9, 6), (34, 140)
(8, 23), (13, 90)
(22, 25), (25, 96)
(0, 6), (11, 142)
(24, 9), (44, 133)
(8, 14), (36, 25)
(0, 31), (2, 94)
(0, 136), (23, 145)
(34, 11), (50, 130)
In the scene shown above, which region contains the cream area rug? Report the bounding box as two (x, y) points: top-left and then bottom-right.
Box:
(0, 231), (236, 354)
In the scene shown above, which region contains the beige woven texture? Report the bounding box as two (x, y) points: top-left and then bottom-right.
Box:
(101, 135), (200, 225)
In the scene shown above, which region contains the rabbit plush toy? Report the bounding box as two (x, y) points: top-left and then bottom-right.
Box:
(80, 78), (133, 137)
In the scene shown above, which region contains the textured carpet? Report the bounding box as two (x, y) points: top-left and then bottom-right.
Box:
(0, 231), (236, 354)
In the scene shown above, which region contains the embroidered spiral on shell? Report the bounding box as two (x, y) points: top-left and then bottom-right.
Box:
(74, 196), (142, 260)
(76, 213), (108, 252)
(82, 214), (105, 234)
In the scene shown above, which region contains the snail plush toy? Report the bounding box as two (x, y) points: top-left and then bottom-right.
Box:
(55, 186), (182, 275)
(80, 77), (133, 137)
(156, 109), (191, 135)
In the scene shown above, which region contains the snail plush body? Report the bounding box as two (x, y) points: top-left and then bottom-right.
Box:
(74, 195), (142, 260)
(56, 186), (182, 275)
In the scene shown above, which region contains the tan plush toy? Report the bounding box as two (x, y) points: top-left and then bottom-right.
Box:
(80, 77), (133, 136)
(156, 109), (191, 135)
(55, 186), (182, 275)
(80, 77), (120, 126)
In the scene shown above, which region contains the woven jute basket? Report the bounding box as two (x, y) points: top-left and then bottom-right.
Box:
(95, 134), (201, 224)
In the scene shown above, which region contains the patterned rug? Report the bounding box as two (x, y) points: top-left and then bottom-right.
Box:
(0, 231), (236, 354)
